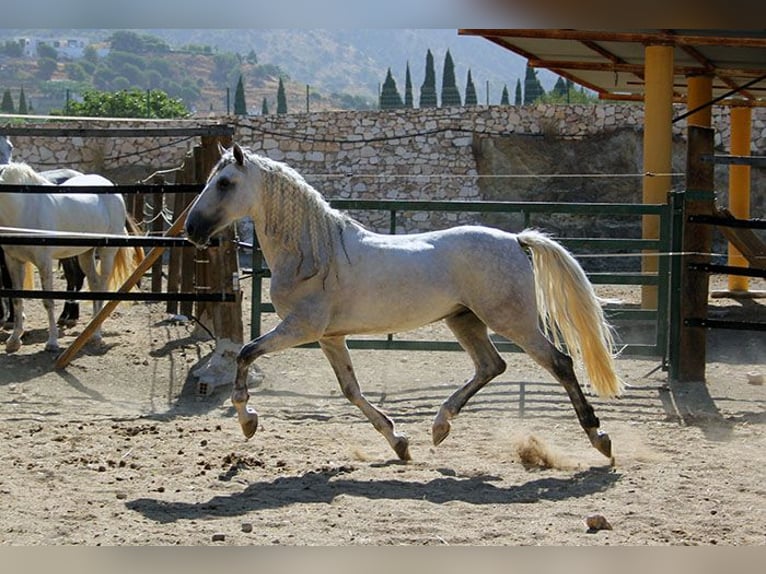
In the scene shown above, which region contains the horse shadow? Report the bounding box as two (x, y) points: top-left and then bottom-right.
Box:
(126, 465), (621, 524)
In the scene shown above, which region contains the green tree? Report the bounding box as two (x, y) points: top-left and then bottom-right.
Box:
(276, 77), (287, 114)
(404, 62), (413, 108)
(500, 85), (510, 105)
(552, 76), (568, 97)
(419, 49), (437, 108)
(65, 62), (89, 82)
(36, 57), (58, 80)
(1, 89), (14, 113)
(261, 97), (269, 115)
(523, 63), (544, 105)
(379, 68), (403, 110)
(514, 79), (522, 105)
(83, 44), (99, 65)
(1, 39), (24, 57)
(59, 88), (189, 118)
(18, 86), (28, 114)
(36, 43), (58, 61)
(234, 74), (247, 115)
(539, 81), (597, 104)
(108, 31), (169, 54)
(440, 49), (461, 107)
(464, 69), (477, 106)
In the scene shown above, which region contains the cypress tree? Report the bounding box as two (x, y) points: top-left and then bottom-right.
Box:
(379, 68), (403, 110)
(515, 78), (522, 105)
(440, 49), (461, 107)
(276, 77), (287, 114)
(1, 89), (14, 113)
(464, 69), (477, 106)
(404, 62), (413, 108)
(18, 86), (28, 114)
(552, 76), (567, 97)
(523, 63), (544, 104)
(500, 85), (510, 105)
(261, 97), (269, 115)
(233, 74), (247, 115)
(419, 49), (437, 108)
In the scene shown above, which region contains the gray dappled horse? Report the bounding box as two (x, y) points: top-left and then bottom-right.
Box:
(184, 144), (622, 463)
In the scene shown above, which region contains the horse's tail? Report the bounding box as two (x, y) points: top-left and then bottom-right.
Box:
(107, 215), (145, 291)
(517, 229), (622, 398)
(23, 262), (34, 290)
(125, 214), (146, 270)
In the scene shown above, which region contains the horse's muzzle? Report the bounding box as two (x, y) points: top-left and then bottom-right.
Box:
(184, 213), (212, 248)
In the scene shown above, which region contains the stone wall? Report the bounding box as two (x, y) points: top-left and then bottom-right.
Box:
(7, 103), (765, 233)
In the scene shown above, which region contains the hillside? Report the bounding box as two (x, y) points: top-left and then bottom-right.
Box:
(0, 29), (559, 115)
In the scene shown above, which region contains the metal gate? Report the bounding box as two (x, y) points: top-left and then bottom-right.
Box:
(249, 199), (672, 358)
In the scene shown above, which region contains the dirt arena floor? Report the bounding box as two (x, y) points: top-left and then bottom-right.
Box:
(0, 272), (763, 546)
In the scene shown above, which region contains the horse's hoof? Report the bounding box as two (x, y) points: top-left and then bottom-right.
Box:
(5, 340), (21, 353)
(393, 435), (411, 461)
(44, 342), (61, 353)
(432, 419), (451, 446)
(238, 408), (259, 439)
(589, 429), (612, 459)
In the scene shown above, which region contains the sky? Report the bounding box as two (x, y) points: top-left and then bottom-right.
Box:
(4, 0), (751, 29)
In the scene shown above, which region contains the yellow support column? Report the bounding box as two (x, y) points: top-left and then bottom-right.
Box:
(686, 75), (713, 128)
(642, 44), (674, 309)
(728, 104), (752, 292)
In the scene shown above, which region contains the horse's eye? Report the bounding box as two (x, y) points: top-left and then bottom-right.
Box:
(217, 177), (231, 191)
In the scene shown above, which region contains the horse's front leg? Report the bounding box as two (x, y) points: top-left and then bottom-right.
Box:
(319, 336), (410, 460)
(233, 315), (323, 439)
(4, 258), (26, 352)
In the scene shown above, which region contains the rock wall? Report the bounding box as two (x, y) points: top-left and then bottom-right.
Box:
(8, 104), (765, 234)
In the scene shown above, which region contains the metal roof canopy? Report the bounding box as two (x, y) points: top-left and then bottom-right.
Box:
(459, 29), (766, 106)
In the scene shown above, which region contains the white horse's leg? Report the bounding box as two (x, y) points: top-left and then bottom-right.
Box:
(95, 249), (118, 343)
(233, 315), (324, 439)
(37, 260), (60, 352)
(319, 335), (411, 461)
(78, 250), (104, 344)
(4, 258), (26, 353)
(499, 325), (612, 459)
(433, 310), (507, 447)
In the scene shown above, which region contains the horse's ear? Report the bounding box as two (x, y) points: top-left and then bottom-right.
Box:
(233, 143), (245, 166)
(217, 142), (227, 157)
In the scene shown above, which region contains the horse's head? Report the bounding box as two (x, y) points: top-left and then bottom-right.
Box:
(0, 136), (13, 165)
(185, 143), (257, 247)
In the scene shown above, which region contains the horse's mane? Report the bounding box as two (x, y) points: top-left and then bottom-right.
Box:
(0, 162), (51, 185)
(241, 150), (350, 279)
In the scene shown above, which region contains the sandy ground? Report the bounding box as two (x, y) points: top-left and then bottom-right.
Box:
(0, 272), (764, 546)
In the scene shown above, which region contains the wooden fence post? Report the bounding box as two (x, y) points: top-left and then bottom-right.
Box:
(192, 135), (242, 344)
(677, 126), (715, 381)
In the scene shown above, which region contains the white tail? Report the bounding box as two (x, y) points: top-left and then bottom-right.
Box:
(518, 229), (622, 398)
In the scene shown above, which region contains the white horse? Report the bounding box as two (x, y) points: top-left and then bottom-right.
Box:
(0, 162), (144, 352)
(184, 144), (622, 461)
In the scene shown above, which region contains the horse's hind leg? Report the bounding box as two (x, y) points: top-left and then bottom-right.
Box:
(319, 335), (411, 460)
(513, 329), (612, 459)
(57, 257), (84, 328)
(79, 250), (109, 344)
(433, 310), (507, 447)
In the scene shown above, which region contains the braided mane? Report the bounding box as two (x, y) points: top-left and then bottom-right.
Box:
(244, 151), (350, 279)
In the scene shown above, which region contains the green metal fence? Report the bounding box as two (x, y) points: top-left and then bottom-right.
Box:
(249, 199), (672, 358)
